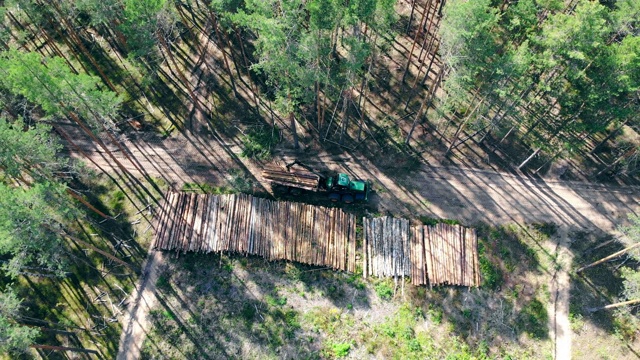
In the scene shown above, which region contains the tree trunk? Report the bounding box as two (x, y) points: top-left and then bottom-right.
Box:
(438, 0), (446, 17)
(421, 43), (441, 87)
(357, 31), (376, 141)
(591, 119), (630, 154)
(40, 12), (92, 75)
(31, 344), (99, 355)
(210, 11), (239, 99)
(406, 67), (443, 145)
(413, 34), (437, 90)
(517, 147), (541, 170)
(587, 299), (640, 313)
(451, 123), (491, 150)
(66, 189), (111, 219)
(594, 147), (638, 178)
(175, 2), (203, 53)
(222, 24), (243, 80)
(406, 0), (416, 34)
(289, 111), (300, 150)
(339, 90), (350, 145)
(316, 81), (323, 130)
(53, 125), (117, 182)
(232, 26), (260, 111)
(61, 232), (137, 271)
(157, 34), (198, 107)
(445, 89), (485, 155)
(415, 1), (439, 77)
(48, 0), (118, 92)
(402, 0), (430, 84)
(234, 26), (251, 75)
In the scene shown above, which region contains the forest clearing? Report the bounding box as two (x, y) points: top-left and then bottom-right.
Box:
(0, 0), (639, 359)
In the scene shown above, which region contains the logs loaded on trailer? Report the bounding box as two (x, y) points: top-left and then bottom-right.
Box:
(152, 193), (480, 288)
(261, 160), (371, 204)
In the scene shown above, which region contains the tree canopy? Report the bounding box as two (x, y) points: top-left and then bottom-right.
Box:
(0, 119), (76, 278)
(0, 49), (122, 129)
(439, 0), (640, 166)
(0, 288), (39, 354)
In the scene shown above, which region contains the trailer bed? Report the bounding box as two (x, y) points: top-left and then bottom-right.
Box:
(261, 165), (323, 191)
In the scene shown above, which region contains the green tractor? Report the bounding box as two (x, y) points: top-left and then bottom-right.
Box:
(262, 161), (370, 203)
(325, 173), (369, 203)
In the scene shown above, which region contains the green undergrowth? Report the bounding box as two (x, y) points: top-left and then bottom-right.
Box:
(140, 233), (559, 360)
(418, 216), (461, 226)
(181, 182), (233, 194)
(240, 125), (280, 161)
(137, 221), (640, 359)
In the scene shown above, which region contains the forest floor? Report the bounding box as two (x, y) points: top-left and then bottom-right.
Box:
(56, 2), (638, 357)
(60, 119), (640, 359)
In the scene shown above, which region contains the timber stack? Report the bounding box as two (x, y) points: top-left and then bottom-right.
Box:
(153, 192), (357, 272)
(363, 217), (480, 287)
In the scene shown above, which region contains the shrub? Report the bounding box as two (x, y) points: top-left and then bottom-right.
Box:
(332, 342), (351, 358)
(518, 298), (549, 339)
(240, 126), (279, 161)
(478, 242), (502, 290)
(375, 281), (394, 300)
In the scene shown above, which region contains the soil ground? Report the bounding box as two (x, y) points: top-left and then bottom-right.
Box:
(60, 121), (639, 359)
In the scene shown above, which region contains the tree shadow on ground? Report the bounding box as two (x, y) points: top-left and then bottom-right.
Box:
(416, 222), (552, 353)
(569, 229), (640, 356)
(140, 252), (374, 359)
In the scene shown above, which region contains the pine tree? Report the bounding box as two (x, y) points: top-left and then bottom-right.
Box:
(0, 288), (40, 354)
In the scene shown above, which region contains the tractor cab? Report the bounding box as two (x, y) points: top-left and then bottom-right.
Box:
(326, 173), (369, 203)
(326, 173), (351, 190)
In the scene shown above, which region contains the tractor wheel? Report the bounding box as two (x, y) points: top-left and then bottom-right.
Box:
(328, 193), (340, 202)
(342, 194), (354, 204)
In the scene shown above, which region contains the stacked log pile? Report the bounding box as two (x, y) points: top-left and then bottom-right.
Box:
(363, 217), (480, 287)
(153, 193), (357, 272)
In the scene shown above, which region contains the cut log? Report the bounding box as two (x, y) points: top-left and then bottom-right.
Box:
(576, 242), (640, 274)
(587, 299), (640, 313)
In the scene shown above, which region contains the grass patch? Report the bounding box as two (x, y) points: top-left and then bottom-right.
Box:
(375, 280), (394, 300)
(418, 216), (461, 226)
(331, 342), (352, 357)
(478, 240), (503, 290)
(181, 182), (233, 194)
(156, 275), (171, 291)
(265, 294), (287, 307)
(109, 190), (126, 213)
(518, 298), (549, 339)
(240, 125), (280, 161)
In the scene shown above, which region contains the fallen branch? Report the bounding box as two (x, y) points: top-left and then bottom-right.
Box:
(576, 242), (640, 273)
(61, 232), (137, 272)
(30, 344), (99, 355)
(587, 298), (640, 313)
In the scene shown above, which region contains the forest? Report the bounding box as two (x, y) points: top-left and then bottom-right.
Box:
(0, 0), (639, 358)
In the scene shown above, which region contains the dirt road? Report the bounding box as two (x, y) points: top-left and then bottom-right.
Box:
(64, 124), (638, 231)
(116, 251), (163, 360)
(62, 125), (638, 359)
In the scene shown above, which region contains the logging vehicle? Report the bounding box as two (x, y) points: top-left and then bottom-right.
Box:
(261, 161), (371, 203)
